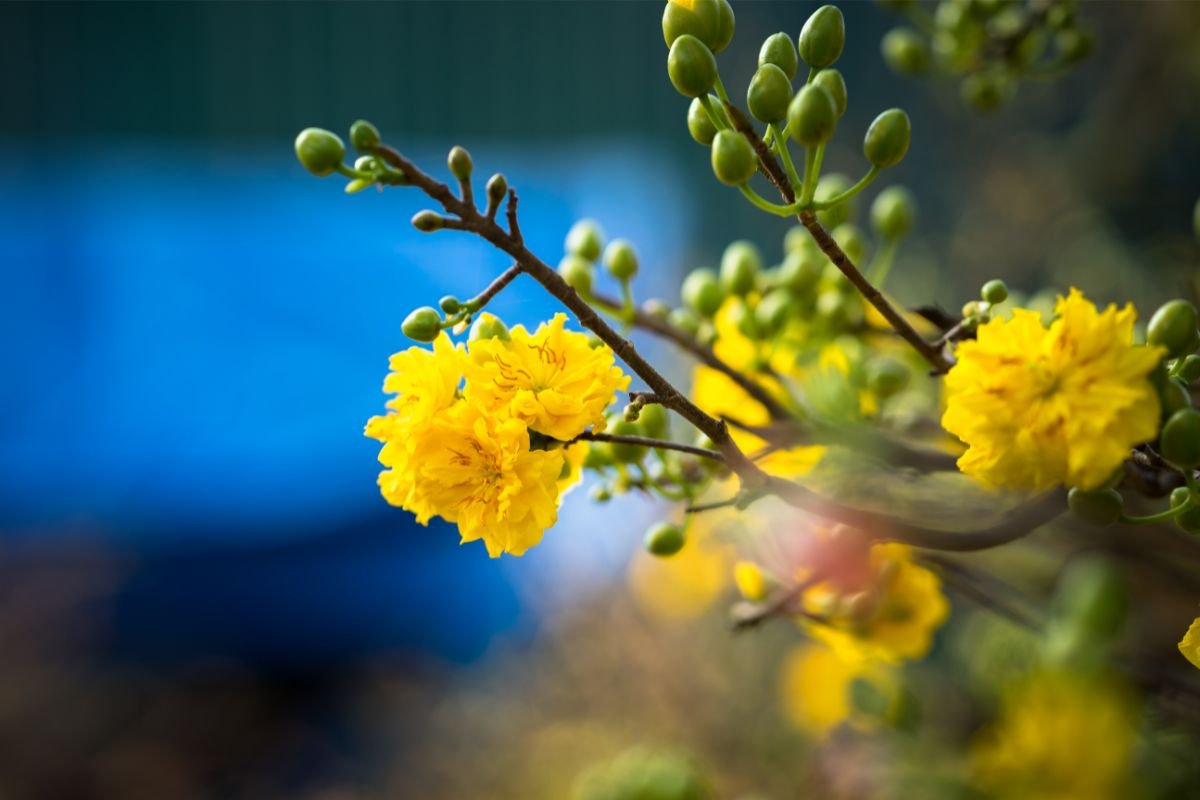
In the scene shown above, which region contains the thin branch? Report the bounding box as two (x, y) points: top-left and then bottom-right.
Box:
(468, 263), (522, 311)
(629, 391), (670, 406)
(572, 431), (725, 462)
(505, 189), (523, 244)
(732, 576), (820, 631)
(685, 495), (741, 514)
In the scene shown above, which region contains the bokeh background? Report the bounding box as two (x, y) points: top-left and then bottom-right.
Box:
(2, 1), (1200, 797)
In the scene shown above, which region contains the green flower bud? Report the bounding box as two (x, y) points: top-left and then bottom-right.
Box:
(798, 5), (846, 69)
(608, 419), (648, 463)
(411, 210), (445, 232)
(1161, 376), (1191, 418)
(682, 268), (725, 317)
(639, 403), (670, 439)
(666, 309), (700, 342)
(832, 223), (869, 265)
(777, 251), (822, 295)
(755, 289), (795, 335)
(1171, 486), (1191, 509)
(863, 108), (911, 169)
(1161, 408), (1200, 469)
(981, 279), (1008, 305)
(813, 69), (848, 118)
(710, 130), (758, 186)
(787, 84), (839, 148)
(294, 128), (346, 177)
(344, 178), (372, 195)
(667, 34), (718, 98)
(881, 28), (930, 74)
(469, 312), (511, 342)
(644, 299), (670, 320)
(486, 173), (508, 207)
(353, 155), (379, 174)
(747, 64), (793, 124)
(1045, 3), (1075, 29)
(961, 70), (1015, 112)
(1053, 557), (1127, 643)
(1056, 28), (1093, 63)
(1148, 300), (1200, 359)
(1067, 487), (1123, 527)
(565, 219), (605, 261)
(715, 0), (735, 52)
(817, 289), (859, 328)
(720, 240), (763, 296)
(662, 0), (724, 51)
(870, 186), (916, 240)
(1179, 354), (1200, 383)
(759, 31), (800, 79)
(558, 254), (595, 295)
(589, 485), (613, 503)
(439, 295), (461, 314)
(865, 357), (910, 398)
(349, 120), (381, 152)
(729, 299), (762, 340)
(447, 145), (473, 181)
(687, 97), (719, 145)
(644, 522), (686, 557)
(814, 173), (854, 228)
(402, 306), (442, 342)
(603, 239), (639, 281)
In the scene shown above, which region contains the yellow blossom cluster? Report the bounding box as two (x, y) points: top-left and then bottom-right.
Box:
(943, 289), (1163, 491)
(366, 314), (629, 557)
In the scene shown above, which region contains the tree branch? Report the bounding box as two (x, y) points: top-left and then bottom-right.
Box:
(571, 431), (725, 462)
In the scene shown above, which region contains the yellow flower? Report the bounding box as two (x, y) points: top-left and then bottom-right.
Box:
(419, 400), (565, 557)
(778, 642), (894, 736)
(465, 313), (630, 441)
(1178, 616), (1200, 669)
(803, 543), (949, 664)
(970, 670), (1138, 800)
(943, 289), (1163, 490)
(734, 560), (771, 602)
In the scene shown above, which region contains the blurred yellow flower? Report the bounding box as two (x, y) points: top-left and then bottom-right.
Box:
(970, 670), (1138, 800)
(465, 313), (629, 441)
(1178, 616), (1200, 669)
(734, 560), (771, 602)
(943, 289), (1162, 490)
(779, 642), (893, 736)
(804, 543), (949, 664)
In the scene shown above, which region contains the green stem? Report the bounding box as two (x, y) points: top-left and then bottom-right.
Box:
(799, 145), (826, 207)
(698, 94), (731, 132)
(769, 124), (804, 193)
(866, 238), (899, 288)
(812, 166), (882, 209)
(806, 66), (819, 84)
(1120, 502), (1190, 526)
(713, 73), (731, 103)
(738, 185), (798, 217)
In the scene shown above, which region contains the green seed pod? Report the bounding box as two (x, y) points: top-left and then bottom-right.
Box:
(1148, 300), (1200, 359)
(639, 403), (670, 440)
(687, 97), (719, 145)
(667, 34), (718, 98)
(411, 210), (445, 232)
(981, 279), (1009, 305)
(813, 69), (848, 118)
(662, 0), (724, 51)
(832, 223), (869, 265)
(798, 5), (846, 69)
(863, 108), (911, 169)
(644, 522), (687, 557)
(961, 70), (1015, 112)
(469, 312), (511, 342)
(401, 306), (442, 342)
(486, 173), (508, 208)
(348, 120), (381, 152)
(787, 84), (839, 148)
(720, 240), (763, 296)
(447, 146), (473, 181)
(608, 419), (649, 463)
(1171, 486), (1191, 509)
(1067, 487), (1123, 527)
(1177, 505), (1200, 534)
(668, 307), (702, 337)
(558, 254), (595, 295)
(1056, 28), (1093, 64)
(747, 63), (794, 124)
(814, 173), (854, 228)
(870, 186), (917, 240)
(759, 31), (800, 79)
(865, 357), (910, 398)
(1160, 376), (1191, 418)
(294, 128), (346, 177)
(439, 295), (461, 314)
(777, 250), (823, 294)
(682, 268), (726, 317)
(565, 219), (605, 262)
(755, 289), (795, 335)
(603, 239), (639, 281)
(1161, 408), (1200, 469)
(1179, 354), (1200, 383)
(881, 28), (930, 74)
(710, 130), (758, 186)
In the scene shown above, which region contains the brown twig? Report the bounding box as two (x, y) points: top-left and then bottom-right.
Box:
(572, 431), (724, 462)
(467, 263), (522, 311)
